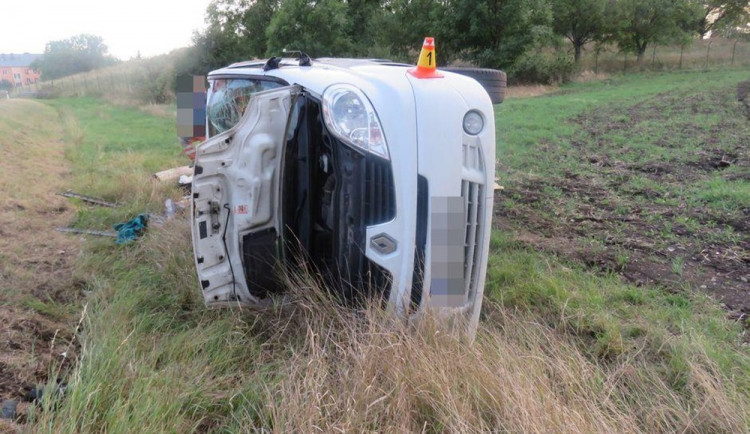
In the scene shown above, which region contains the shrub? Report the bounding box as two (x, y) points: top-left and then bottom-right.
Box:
(509, 51), (576, 85)
(135, 64), (174, 104)
(33, 84), (61, 99)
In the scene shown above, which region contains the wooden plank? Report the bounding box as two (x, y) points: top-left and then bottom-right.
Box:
(153, 165), (193, 182)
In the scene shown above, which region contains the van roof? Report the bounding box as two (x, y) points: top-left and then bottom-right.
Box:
(221, 57), (411, 71)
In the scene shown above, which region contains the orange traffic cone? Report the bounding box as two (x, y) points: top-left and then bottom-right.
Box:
(408, 37), (443, 79)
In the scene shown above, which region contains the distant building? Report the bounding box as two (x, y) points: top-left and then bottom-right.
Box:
(0, 53), (42, 87)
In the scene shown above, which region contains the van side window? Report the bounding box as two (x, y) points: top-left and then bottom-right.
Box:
(206, 78), (284, 137)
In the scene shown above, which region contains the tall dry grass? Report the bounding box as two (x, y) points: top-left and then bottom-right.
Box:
(242, 271), (749, 433)
(26, 50), (188, 118)
(578, 38), (750, 74)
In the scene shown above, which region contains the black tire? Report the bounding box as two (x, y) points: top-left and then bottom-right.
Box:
(441, 67), (507, 104)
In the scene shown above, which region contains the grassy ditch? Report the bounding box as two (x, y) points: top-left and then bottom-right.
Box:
(23, 71), (750, 432)
(0, 100), (83, 423)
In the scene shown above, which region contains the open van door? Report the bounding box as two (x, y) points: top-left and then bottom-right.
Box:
(191, 85), (300, 307)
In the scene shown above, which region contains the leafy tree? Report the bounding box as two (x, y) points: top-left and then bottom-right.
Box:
(191, 0), (279, 73)
(610, 0), (699, 63)
(552, 0), (608, 62)
(345, 0), (394, 57)
(442, 0), (554, 69)
(696, 0), (750, 37)
(196, 0), (381, 62)
(190, 0), (557, 72)
(31, 34), (118, 80)
(0, 79), (12, 91)
(384, 0), (450, 62)
(265, 0), (351, 56)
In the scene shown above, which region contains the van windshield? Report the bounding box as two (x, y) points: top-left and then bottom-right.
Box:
(206, 78), (283, 137)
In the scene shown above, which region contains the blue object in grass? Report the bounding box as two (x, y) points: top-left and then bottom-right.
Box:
(113, 214), (149, 244)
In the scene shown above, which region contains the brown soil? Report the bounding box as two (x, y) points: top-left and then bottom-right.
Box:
(495, 86), (749, 321)
(0, 100), (83, 425)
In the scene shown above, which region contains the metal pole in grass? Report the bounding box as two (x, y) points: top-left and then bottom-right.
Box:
(732, 39), (738, 66)
(651, 45), (656, 68)
(594, 43), (603, 75)
(595, 49), (599, 74)
(679, 44), (685, 69)
(705, 39), (712, 69)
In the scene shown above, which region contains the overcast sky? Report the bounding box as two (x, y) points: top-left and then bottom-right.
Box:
(1, 0), (211, 60)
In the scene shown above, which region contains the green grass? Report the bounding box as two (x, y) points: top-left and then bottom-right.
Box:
(495, 67), (749, 293)
(45, 98), (185, 231)
(692, 178), (750, 213)
(28, 70), (750, 432)
(47, 97), (180, 172)
(496, 68), (750, 168)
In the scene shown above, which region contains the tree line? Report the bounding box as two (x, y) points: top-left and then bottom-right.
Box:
(183, 0), (748, 81)
(30, 1), (748, 85)
(31, 34), (119, 81)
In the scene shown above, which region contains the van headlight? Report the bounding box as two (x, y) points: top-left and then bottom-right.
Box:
(322, 84), (390, 160)
(463, 110), (484, 135)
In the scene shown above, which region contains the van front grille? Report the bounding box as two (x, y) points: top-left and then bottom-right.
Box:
(463, 142), (484, 172)
(462, 180), (483, 303)
(364, 156), (396, 225)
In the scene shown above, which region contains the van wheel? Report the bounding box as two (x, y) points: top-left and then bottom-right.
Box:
(441, 68), (506, 104)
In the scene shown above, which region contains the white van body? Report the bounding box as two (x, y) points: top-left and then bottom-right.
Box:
(191, 58), (496, 331)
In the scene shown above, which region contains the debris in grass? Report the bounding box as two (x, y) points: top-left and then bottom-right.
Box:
(494, 177), (504, 191)
(56, 227), (118, 237)
(25, 382), (67, 405)
(113, 214), (149, 244)
(153, 165), (193, 183)
(178, 174), (193, 186)
(164, 199), (177, 219)
(1, 399), (17, 420)
(57, 191), (117, 208)
(25, 388), (42, 403)
(738, 80), (750, 119)
(738, 80), (749, 101)
(148, 197), (189, 228)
